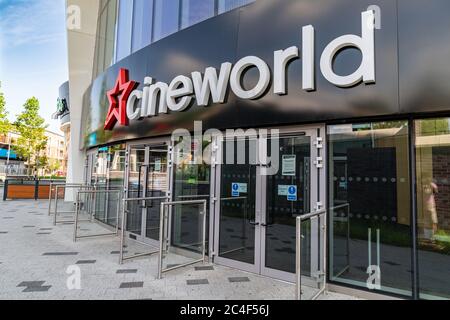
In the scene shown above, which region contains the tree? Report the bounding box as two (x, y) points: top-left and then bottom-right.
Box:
(47, 159), (61, 176)
(12, 97), (48, 176)
(0, 89), (11, 135)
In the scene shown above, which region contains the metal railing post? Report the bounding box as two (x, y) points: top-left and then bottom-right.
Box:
(296, 209), (327, 301)
(3, 179), (8, 201)
(202, 200), (207, 264)
(73, 191), (80, 242)
(115, 191), (121, 236)
(296, 216), (302, 300)
(119, 198), (126, 265)
(48, 183), (54, 215)
(158, 202), (165, 280)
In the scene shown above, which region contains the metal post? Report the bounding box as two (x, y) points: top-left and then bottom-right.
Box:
(34, 179), (39, 200)
(158, 202), (165, 279)
(322, 213), (327, 295)
(119, 198), (126, 265)
(73, 192), (80, 242)
(296, 216), (301, 300)
(202, 200), (207, 264)
(115, 192), (121, 236)
(3, 179), (8, 201)
(48, 183), (53, 215)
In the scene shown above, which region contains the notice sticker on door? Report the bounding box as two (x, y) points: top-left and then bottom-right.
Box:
(232, 183), (240, 197)
(278, 185), (290, 196)
(282, 155), (296, 176)
(287, 185), (297, 201)
(231, 183), (248, 197)
(154, 158), (162, 172)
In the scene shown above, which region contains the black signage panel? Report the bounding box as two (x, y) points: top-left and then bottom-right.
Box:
(82, 0), (450, 149)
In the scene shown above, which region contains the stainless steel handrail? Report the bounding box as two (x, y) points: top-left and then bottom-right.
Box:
(176, 195), (210, 199)
(157, 199), (207, 279)
(296, 209), (327, 300)
(48, 182), (86, 216)
(119, 196), (171, 264)
(73, 189), (123, 242)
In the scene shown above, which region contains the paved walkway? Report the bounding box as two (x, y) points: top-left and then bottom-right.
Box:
(0, 200), (359, 300)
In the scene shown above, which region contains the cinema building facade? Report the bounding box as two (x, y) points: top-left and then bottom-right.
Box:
(64, 0), (450, 299)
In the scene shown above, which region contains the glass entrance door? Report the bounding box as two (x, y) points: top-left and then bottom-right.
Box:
(125, 142), (170, 245)
(213, 127), (324, 281)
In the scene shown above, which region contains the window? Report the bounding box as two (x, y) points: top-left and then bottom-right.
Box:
(328, 121), (413, 297)
(112, 0), (256, 65)
(153, 0), (180, 42)
(116, 0), (133, 61)
(131, 0), (154, 53)
(181, 0), (215, 29)
(218, 0), (254, 14)
(415, 118), (450, 299)
(94, 0), (118, 76)
(104, 0), (118, 69)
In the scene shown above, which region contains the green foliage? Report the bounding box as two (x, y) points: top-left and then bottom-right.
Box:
(12, 97), (48, 175)
(0, 89), (11, 135)
(47, 159), (61, 174)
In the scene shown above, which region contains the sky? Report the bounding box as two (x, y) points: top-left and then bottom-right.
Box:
(0, 0), (68, 133)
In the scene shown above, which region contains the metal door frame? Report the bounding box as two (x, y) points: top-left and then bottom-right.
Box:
(212, 124), (326, 283)
(124, 137), (172, 246)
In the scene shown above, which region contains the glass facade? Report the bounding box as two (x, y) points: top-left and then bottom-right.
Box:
(84, 118), (450, 299)
(94, 0), (118, 77)
(415, 118), (450, 300)
(328, 121), (413, 297)
(115, 0), (132, 62)
(93, 0), (255, 75)
(181, 0), (216, 29)
(131, 0), (154, 53)
(218, 0), (254, 13)
(89, 144), (126, 227)
(153, 0), (181, 42)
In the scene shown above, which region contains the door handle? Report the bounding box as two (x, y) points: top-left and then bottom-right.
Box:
(261, 223), (272, 228)
(248, 220), (260, 226)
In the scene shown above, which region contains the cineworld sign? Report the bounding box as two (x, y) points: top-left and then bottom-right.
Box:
(104, 10), (376, 130)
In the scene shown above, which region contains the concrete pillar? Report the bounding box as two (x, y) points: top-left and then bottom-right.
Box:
(65, 0), (100, 200)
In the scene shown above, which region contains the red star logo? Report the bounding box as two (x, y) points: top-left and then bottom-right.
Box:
(104, 68), (139, 130)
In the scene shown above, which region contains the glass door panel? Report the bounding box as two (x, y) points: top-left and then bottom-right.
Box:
(263, 135), (311, 275)
(172, 138), (212, 253)
(213, 127), (323, 282)
(217, 138), (259, 269)
(145, 147), (169, 241)
(127, 146), (146, 236)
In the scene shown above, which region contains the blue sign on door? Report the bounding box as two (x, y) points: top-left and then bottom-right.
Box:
(232, 183), (240, 197)
(287, 185), (297, 201)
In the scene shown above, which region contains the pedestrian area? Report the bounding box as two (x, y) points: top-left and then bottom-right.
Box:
(0, 200), (359, 300)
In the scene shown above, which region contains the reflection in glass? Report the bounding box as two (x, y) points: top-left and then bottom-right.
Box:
(415, 118), (450, 299)
(116, 0), (133, 61)
(265, 135), (311, 274)
(172, 138), (211, 253)
(145, 147), (168, 241)
(328, 121), (413, 297)
(218, 138), (257, 264)
(131, 0), (153, 53)
(153, 0), (180, 42)
(218, 0), (255, 13)
(104, 0), (118, 69)
(181, 0), (215, 29)
(127, 146), (146, 235)
(106, 144), (125, 226)
(94, 149), (108, 223)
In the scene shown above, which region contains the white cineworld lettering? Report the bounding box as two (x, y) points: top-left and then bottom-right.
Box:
(126, 10), (376, 122)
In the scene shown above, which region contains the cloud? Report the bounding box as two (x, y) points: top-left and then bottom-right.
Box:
(0, 0), (66, 49)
